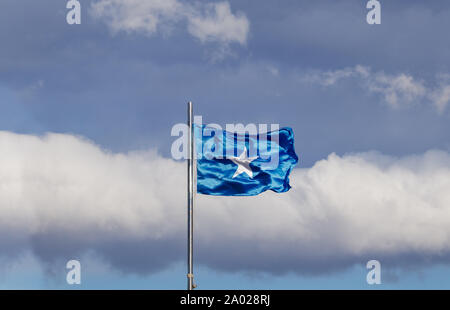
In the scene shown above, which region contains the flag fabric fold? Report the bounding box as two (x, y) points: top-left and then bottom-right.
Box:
(196, 126), (298, 196)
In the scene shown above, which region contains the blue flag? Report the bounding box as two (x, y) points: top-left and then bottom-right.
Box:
(196, 126), (298, 196)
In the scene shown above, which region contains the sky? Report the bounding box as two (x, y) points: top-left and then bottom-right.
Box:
(0, 0), (450, 289)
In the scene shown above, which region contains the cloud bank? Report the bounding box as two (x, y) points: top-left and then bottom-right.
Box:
(304, 66), (450, 112)
(90, 0), (249, 46)
(1, 131), (450, 275)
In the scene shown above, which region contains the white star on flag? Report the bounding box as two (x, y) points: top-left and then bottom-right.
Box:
(229, 147), (258, 178)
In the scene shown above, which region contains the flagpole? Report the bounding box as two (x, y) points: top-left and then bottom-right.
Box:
(187, 101), (195, 290)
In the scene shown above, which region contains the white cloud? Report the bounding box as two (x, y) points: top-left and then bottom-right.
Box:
(90, 0), (249, 46)
(266, 65), (279, 77)
(305, 65), (369, 87)
(186, 2), (249, 45)
(368, 73), (426, 108)
(90, 0), (182, 35)
(0, 131), (450, 274)
(304, 66), (450, 112)
(430, 84), (450, 113)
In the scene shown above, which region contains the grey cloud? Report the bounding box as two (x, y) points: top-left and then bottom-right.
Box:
(90, 0), (249, 47)
(0, 131), (449, 275)
(302, 65), (450, 112)
(235, 0), (450, 73)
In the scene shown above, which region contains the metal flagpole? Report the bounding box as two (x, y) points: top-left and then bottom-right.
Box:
(187, 101), (196, 290)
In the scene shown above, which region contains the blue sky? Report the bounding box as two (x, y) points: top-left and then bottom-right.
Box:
(1, 0), (450, 289)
